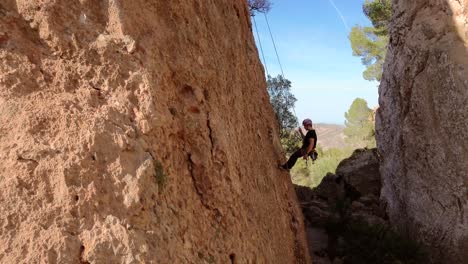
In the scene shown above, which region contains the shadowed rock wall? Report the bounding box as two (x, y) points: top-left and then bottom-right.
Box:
(376, 0), (468, 262)
(0, 1), (310, 263)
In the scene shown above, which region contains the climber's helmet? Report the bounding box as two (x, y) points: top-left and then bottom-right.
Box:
(302, 118), (313, 128)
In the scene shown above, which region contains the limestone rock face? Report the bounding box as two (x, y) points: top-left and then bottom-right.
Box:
(0, 1), (310, 263)
(336, 149), (381, 198)
(296, 149), (387, 263)
(376, 0), (468, 262)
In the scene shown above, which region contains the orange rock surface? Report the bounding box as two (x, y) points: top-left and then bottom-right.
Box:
(0, 1), (310, 263)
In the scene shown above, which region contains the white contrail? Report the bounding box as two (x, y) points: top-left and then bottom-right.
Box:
(325, 0), (350, 31)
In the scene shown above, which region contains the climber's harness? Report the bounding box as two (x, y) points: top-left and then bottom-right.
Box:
(305, 150), (319, 167)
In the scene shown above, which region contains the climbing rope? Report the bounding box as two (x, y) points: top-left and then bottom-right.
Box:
(253, 15), (269, 77)
(291, 104), (299, 127)
(264, 14), (300, 126)
(254, 12), (300, 127)
(264, 13), (285, 77)
(254, 12), (316, 172)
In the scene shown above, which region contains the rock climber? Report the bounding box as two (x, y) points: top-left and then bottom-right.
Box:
(280, 118), (318, 170)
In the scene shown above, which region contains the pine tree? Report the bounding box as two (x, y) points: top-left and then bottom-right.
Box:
(344, 98), (376, 148)
(349, 0), (391, 82)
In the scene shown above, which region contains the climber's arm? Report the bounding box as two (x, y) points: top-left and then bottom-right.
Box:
(296, 127), (305, 139)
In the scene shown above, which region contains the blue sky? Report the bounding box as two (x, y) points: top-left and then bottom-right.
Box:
(252, 0), (379, 124)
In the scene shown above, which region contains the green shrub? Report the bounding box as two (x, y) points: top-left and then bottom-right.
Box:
(291, 146), (354, 188)
(154, 160), (166, 188)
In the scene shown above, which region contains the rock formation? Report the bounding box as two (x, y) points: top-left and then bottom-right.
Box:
(0, 1), (310, 263)
(297, 149), (400, 264)
(376, 0), (468, 262)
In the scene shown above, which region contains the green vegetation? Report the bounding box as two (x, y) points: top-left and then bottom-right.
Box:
(344, 98), (376, 148)
(291, 146), (354, 188)
(349, 0), (391, 82)
(363, 0), (392, 35)
(154, 160), (167, 188)
(267, 75), (300, 154)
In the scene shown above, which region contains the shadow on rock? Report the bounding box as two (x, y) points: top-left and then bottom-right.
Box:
(296, 149), (427, 264)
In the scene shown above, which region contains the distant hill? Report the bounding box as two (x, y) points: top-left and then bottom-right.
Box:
(314, 123), (348, 149)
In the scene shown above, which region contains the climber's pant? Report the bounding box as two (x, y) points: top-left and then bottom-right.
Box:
(283, 148), (306, 169)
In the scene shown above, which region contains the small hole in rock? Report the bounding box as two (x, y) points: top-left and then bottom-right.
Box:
(182, 84), (195, 97)
(80, 245), (90, 264)
(229, 253), (235, 263)
(169, 107), (177, 116)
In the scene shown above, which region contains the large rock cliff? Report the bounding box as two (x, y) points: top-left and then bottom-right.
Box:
(376, 0), (468, 262)
(0, 1), (310, 263)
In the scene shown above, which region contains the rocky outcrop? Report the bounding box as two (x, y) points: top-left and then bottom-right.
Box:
(376, 1), (468, 262)
(336, 149), (380, 198)
(297, 149), (401, 264)
(0, 1), (309, 263)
